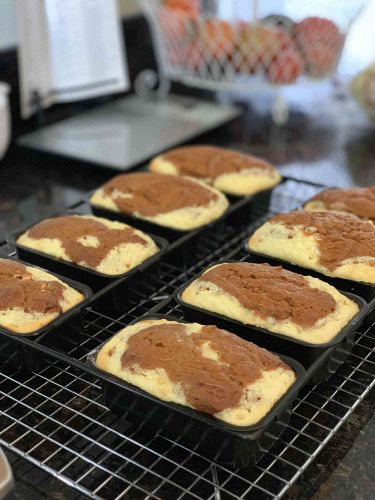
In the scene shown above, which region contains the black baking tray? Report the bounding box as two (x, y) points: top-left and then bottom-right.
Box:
(9, 216), (169, 293)
(87, 313), (305, 468)
(174, 262), (368, 379)
(243, 237), (375, 320)
(0, 257), (92, 371)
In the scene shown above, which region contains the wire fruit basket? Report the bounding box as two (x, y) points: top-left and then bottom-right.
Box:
(139, 0), (365, 123)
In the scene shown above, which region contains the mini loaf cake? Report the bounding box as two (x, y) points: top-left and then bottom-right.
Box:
(90, 172), (229, 231)
(181, 263), (359, 344)
(17, 215), (159, 275)
(304, 186), (375, 222)
(149, 145), (281, 196)
(95, 318), (296, 426)
(0, 259), (84, 334)
(248, 210), (375, 283)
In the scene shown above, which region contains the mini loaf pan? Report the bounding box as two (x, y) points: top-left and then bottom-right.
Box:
(243, 238), (375, 316)
(147, 160), (282, 202)
(87, 313), (305, 468)
(174, 262), (368, 370)
(224, 181), (280, 203)
(146, 157), (282, 202)
(305, 330), (356, 386)
(9, 216), (169, 292)
(90, 200), (228, 243)
(89, 179), (279, 244)
(0, 257), (92, 371)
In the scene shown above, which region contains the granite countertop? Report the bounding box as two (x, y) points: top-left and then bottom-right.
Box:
(1, 85), (375, 499)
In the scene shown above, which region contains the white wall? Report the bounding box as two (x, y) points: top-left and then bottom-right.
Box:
(0, 0), (142, 51)
(0, 0), (373, 75)
(339, 0), (375, 75)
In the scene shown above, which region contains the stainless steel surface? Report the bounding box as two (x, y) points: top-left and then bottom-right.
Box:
(0, 178), (374, 499)
(0, 446), (13, 499)
(16, 95), (241, 170)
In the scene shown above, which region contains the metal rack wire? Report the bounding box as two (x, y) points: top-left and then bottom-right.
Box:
(1, 178), (375, 499)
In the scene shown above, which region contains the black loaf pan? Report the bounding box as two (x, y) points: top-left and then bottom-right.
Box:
(243, 236), (375, 323)
(174, 261), (368, 385)
(89, 181), (277, 244)
(90, 202), (214, 243)
(87, 313), (305, 469)
(0, 257), (92, 372)
(9, 214), (169, 295)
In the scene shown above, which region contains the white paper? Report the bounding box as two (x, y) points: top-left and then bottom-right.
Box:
(17, 0), (129, 118)
(16, 0), (54, 117)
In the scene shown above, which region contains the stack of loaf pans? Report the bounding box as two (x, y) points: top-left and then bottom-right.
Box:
(1, 176), (373, 469)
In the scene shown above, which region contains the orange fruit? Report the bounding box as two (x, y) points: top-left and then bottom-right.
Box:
(163, 0), (199, 17)
(267, 48), (303, 84)
(296, 17), (343, 77)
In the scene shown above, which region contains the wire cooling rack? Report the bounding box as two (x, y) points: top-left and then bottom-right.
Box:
(1, 178), (375, 499)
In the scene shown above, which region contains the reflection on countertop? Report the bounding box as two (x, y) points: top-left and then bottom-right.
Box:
(0, 151), (111, 241)
(1, 84), (375, 242)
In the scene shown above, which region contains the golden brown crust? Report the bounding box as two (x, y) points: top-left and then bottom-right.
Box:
(304, 186), (375, 222)
(95, 319), (296, 426)
(17, 215), (159, 276)
(149, 145), (281, 196)
(248, 211), (375, 283)
(0, 259), (84, 334)
(182, 263), (359, 344)
(90, 175), (229, 230)
(152, 145), (274, 178)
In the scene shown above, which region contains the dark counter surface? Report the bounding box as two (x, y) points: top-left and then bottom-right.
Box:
(2, 79), (375, 241)
(1, 85), (375, 499)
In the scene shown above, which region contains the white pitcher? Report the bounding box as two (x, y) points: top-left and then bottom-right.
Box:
(0, 83), (11, 159)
